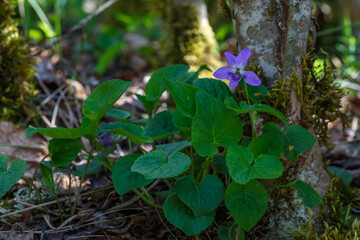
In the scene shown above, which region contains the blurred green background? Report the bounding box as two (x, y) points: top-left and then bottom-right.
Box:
(10, 0), (360, 97)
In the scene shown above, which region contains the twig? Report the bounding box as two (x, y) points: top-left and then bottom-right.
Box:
(40, 85), (66, 106)
(0, 185), (113, 219)
(0, 144), (46, 150)
(51, 86), (70, 127)
(40, 112), (54, 128)
(32, 0), (119, 56)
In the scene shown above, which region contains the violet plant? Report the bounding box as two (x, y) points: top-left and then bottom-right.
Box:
(4, 49), (324, 238)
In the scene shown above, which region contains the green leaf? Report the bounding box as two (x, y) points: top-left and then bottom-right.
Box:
(193, 78), (233, 102)
(224, 180), (268, 231)
(25, 125), (82, 139)
(156, 141), (192, 157)
(327, 166), (353, 185)
(290, 180), (323, 209)
(192, 92), (243, 157)
(82, 79), (131, 120)
(112, 154), (153, 195)
(262, 122), (283, 136)
(131, 150), (191, 179)
(174, 175), (224, 217)
(248, 133), (283, 159)
(40, 161), (56, 197)
(105, 108), (131, 120)
(163, 193), (215, 236)
(284, 125), (316, 159)
(165, 79), (202, 118)
(145, 111), (179, 140)
(224, 98), (288, 125)
(173, 108), (192, 134)
(97, 122), (152, 144)
(76, 159), (102, 175)
(135, 94), (155, 116)
(239, 79), (268, 104)
(226, 145), (283, 184)
(48, 139), (82, 167)
(145, 65), (189, 101)
(80, 116), (99, 138)
(0, 155), (27, 199)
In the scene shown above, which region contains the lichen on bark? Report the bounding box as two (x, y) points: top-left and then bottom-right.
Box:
(228, 0), (333, 236)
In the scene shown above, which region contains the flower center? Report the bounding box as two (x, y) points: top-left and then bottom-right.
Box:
(230, 65), (244, 79)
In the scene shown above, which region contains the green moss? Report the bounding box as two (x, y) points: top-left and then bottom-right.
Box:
(290, 177), (360, 240)
(267, 51), (347, 148)
(0, 0), (38, 121)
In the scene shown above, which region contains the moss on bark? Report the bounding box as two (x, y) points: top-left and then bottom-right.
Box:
(0, 0), (38, 121)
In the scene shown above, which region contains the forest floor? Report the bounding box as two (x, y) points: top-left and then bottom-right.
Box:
(0, 37), (359, 240)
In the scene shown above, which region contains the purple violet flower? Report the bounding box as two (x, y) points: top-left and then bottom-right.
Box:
(213, 49), (261, 89)
(99, 132), (115, 148)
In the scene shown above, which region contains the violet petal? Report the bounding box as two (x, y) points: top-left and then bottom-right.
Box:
(213, 66), (231, 79)
(229, 74), (241, 89)
(243, 71), (261, 86)
(224, 52), (237, 66)
(237, 48), (252, 68)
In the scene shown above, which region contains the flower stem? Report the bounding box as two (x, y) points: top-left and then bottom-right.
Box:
(244, 82), (256, 138)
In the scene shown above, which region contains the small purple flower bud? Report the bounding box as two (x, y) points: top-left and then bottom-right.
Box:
(99, 133), (115, 148)
(213, 49), (261, 89)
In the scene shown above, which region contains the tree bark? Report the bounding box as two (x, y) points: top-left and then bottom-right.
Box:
(228, 0), (330, 237)
(156, 0), (221, 72)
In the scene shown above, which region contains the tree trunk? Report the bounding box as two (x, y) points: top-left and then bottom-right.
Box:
(154, 0), (221, 72)
(228, 0), (330, 237)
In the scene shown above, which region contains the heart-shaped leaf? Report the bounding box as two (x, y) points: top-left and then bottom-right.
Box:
(156, 141), (192, 157)
(163, 193), (215, 236)
(97, 122), (152, 144)
(145, 65), (189, 101)
(0, 155), (27, 199)
(283, 125), (316, 162)
(145, 111), (179, 140)
(83, 79), (131, 120)
(290, 180), (323, 209)
(112, 154), (153, 195)
(224, 98), (288, 125)
(165, 79), (202, 118)
(262, 122), (283, 136)
(193, 78), (233, 102)
(48, 139), (82, 167)
(174, 175), (224, 217)
(224, 180), (268, 231)
(248, 133), (283, 159)
(192, 92), (243, 157)
(131, 150), (191, 179)
(226, 145), (283, 184)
